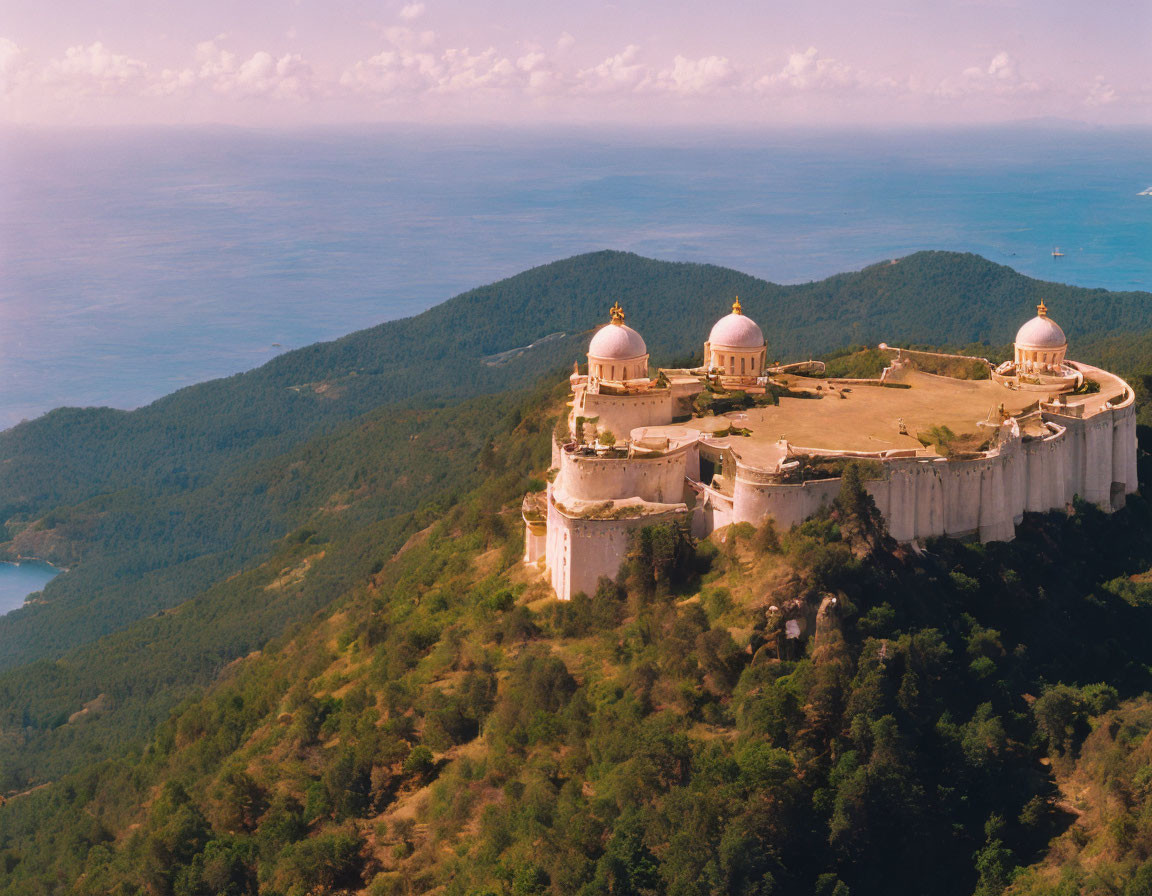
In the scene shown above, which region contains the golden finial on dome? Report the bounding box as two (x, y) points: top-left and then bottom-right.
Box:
(1037, 299), (1048, 318)
(732, 297), (742, 315)
(609, 301), (626, 325)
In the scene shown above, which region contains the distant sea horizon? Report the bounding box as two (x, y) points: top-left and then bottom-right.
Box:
(2, 124), (1150, 432)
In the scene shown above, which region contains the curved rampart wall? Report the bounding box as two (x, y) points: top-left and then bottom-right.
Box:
(730, 476), (841, 531)
(559, 445), (690, 504)
(579, 391), (673, 441)
(545, 486), (687, 600)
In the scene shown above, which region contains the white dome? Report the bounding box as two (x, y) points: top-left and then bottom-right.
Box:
(709, 310), (764, 348)
(589, 322), (647, 360)
(1015, 313), (1066, 348)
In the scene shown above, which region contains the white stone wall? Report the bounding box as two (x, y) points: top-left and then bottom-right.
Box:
(558, 446), (690, 505)
(722, 398), (1139, 545)
(729, 476), (840, 530)
(523, 523), (547, 565)
(545, 487), (687, 600)
(577, 391), (674, 441)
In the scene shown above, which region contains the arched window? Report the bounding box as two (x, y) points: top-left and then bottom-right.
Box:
(729, 357), (735, 374)
(741, 357), (746, 375)
(610, 365), (615, 380)
(596, 364), (603, 378)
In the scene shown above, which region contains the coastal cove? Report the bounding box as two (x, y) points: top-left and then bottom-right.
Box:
(0, 561), (60, 616)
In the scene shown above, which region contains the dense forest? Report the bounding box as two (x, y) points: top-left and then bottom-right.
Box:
(1, 251), (1152, 894)
(1, 385), (1152, 895)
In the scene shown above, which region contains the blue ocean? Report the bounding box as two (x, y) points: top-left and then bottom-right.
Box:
(1, 125), (1150, 433)
(0, 561), (59, 615)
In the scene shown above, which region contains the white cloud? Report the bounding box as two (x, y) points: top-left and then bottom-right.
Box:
(195, 38), (236, 81)
(756, 47), (861, 92)
(0, 37), (29, 94)
(399, 3), (426, 21)
(148, 39), (315, 100)
(943, 51), (1039, 97)
(652, 54), (737, 95)
(233, 51), (312, 98)
(985, 51), (1017, 81)
(42, 42), (148, 95)
(340, 47), (440, 95)
(151, 66), (197, 96)
(576, 45), (650, 95)
(435, 47), (518, 92)
(381, 26), (437, 51)
(515, 51), (565, 94)
(2, 31), (1143, 124)
(1086, 76), (1117, 106)
(341, 39), (567, 98)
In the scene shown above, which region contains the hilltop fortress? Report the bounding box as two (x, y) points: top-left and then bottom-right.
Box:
(523, 299), (1139, 600)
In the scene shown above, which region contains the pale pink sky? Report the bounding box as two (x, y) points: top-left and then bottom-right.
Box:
(1, 0), (1149, 126)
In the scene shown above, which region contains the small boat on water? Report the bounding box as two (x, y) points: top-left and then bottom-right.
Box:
(1052, 247), (1065, 258)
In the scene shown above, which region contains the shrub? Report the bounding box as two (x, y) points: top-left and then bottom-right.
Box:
(280, 825), (365, 892)
(403, 745), (436, 780)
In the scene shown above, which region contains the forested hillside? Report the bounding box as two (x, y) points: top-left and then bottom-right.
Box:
(3, 251), (1151, 675)
(1, 251), (1151, 895)
(0, 383), (559, 791)
(2, 382), (1151, 895)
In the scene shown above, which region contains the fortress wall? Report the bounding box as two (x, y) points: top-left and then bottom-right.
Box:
(1120, 405), (1139, 499)
(670, 380), (704, 417)
(548, 502), (688, 601)
(865, 455), (1016, 543)
(1023, 434), (1059, 512)
(721, 400), (1137, 546)
(731, 475), (840, 530)
(1064, 417), (1087, 504)
(559, 447), (689, 504)
(919, 466), (946, 537)
(1003, 441), (1027, 526)
(978, 457), (1017, 542)
(523, 523), (547, 565)
(694, 487), (736, 537)
(579, 391), (673, 441)
(683, 445), (701, 483)
(543, 389), (1139, 602)
(545, 484), (569, 600)
(874, 467), (914, 542)
(1082, 414), (1114, 505)
(1046, 408), (1133, 509)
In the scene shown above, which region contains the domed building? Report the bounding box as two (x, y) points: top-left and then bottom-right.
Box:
(704, 298), (767, 380)
(565, 302), (674, 449)
(529, 290), (1138, 601)
(587, 302), (650, 382)
(1014, 300), (1067, 374)
(992, 300), (1081, 392)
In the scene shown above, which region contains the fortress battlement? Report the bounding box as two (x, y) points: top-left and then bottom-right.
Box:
(526, 300), (1139, 600)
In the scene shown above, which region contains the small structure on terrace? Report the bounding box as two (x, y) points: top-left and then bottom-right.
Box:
(992, 301), (1082, 391)
(704, 298), (768, 384)
(526, 299), (1139, 600)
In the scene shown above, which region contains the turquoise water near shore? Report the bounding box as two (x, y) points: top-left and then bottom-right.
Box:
(2, 125), (1149, 431)
(0, 561), (59, 615)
